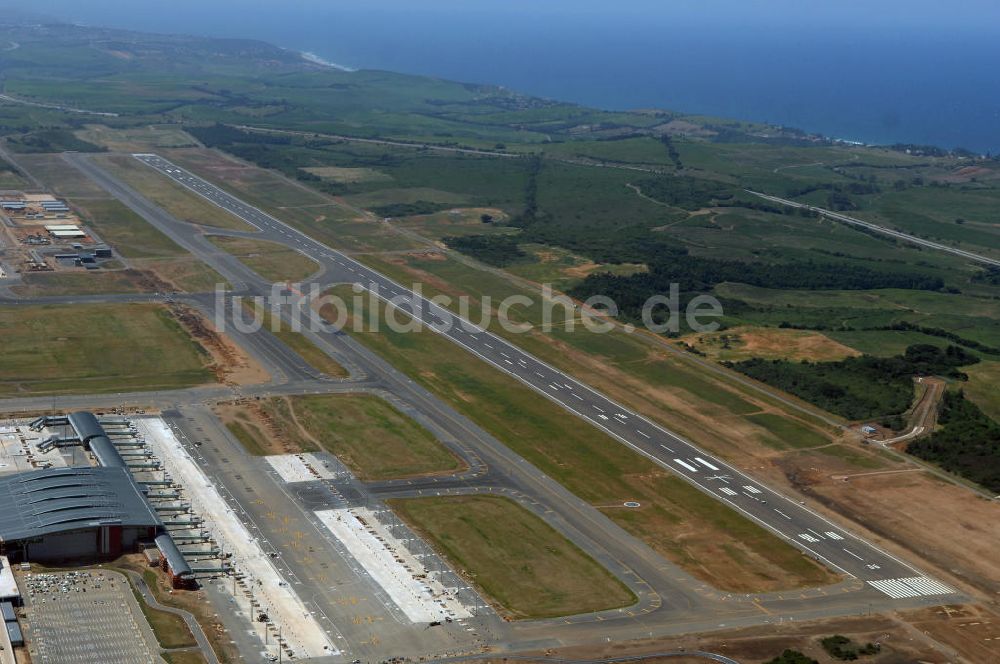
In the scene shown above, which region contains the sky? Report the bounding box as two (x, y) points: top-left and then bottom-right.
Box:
(16, 0), (1000, 33)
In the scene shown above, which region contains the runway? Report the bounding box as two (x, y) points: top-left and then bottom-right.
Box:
(129, 152), (957, 602)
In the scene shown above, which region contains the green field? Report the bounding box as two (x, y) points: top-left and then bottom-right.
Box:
(208, 235), (320, 282)
(289, 394), (463, 479)
(222, 393), (462, 479)
(747, 413), (833, 450)
(124, 575), (197, 650)
(0, 303), (214, 395)
(964, 360), (1000, 422)
(75, 198), (186, 259)
(324, 286), (836, 592)
(389, 495), (636, 619)
(11, 270), (151, 297)
(75, 124), (200, 152)
(96, 154), (254, 231)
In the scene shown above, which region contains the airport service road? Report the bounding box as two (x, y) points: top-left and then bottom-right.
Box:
(133, 153), (960, 603)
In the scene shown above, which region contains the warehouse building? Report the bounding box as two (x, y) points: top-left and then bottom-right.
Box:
(44, 224), (86, 239)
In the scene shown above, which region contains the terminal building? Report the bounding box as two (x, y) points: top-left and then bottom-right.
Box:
(0, 412), (195, 588)
(0, 467), (161, 561)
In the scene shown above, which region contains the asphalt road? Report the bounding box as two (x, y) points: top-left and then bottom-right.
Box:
(130, 153), (959, 604)
(748, 190), (1000, 267)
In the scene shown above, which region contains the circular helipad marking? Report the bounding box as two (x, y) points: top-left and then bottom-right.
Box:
(624, 501), (641, 508)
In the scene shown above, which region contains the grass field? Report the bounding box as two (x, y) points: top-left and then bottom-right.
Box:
(224, 417), (274, 456)
(323, 286), (837, 592)
(0, 165), (27, 189)
(288, 394), (463, 479)
(221, 393), (462, 479)
(123, 575), (197, 650)
(0, 303), (214, 395)
(163, 652), (209, 664)
(97, 154), (254, 231)
(14, 153), (114, 198)
(964, 360), (1000, 422)
(11, 270), (151, 297)
(74, 198), (186, 259)
(747, 413), (834, 450)
(141, 257), (227, 292)
(75, 124), (199, 152)
(209, 235), (320, 282)
(392, 207), (512, 240)
(389, 495), (636, 619)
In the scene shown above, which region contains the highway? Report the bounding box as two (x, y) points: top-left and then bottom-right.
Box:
(131, 153), (959, 604)
(747, 190), (1000, 267)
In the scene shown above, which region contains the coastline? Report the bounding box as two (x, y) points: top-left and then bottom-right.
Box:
(299, 51), (356, 72)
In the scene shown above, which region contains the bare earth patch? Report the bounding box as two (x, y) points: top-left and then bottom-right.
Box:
(302, 166), (392, 183)
(778, 452), (1000, 599)
(684, 326), (862, 362)
(514, 607), (985, 664)
(171, 305), (269, 386)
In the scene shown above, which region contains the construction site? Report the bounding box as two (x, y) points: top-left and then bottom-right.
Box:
(0, 410), (493, 662)
(0, 192), (114, 277)
(0, 411), (313, 660)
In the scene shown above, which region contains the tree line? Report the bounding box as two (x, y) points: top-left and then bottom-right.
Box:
(727, 344), (978, 423)
(908, 390), (1000, 493)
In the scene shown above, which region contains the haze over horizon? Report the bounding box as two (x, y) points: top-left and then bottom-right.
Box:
(10, 0), (1000, 151)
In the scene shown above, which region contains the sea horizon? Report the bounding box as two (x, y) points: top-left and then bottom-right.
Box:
(21, 1), (1000, 154)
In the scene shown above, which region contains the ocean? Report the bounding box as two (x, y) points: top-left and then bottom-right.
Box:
(24, 1), (1000, 153)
